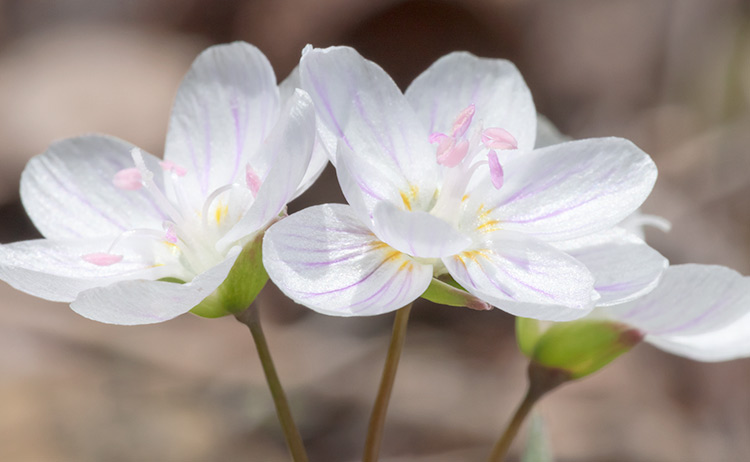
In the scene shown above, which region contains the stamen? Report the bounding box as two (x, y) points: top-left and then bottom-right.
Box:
(487, 150), (504, 189)
(203, 183), (242, 228)
(437, 139), (469, 167)
(106, 228), (171, 254)
(82, 252), (123, 266)
(113, 168), (143, 190)
(159, 160), (188, 177)
(451, 104), (475, 138)
(245, 164), (262, 197)
(131, 149), (185, 223)
(164, 223), (178, 243)
(429, 132), (450, 144)
(481, 127), (518, 150)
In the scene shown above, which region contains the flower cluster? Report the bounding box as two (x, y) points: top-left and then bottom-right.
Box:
(1, 41), (749, 362)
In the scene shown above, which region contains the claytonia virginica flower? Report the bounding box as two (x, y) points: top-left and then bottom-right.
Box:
(0, 42), (326, 325)
(262, 46), (658, 321)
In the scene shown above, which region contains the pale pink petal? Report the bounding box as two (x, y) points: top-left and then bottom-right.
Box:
(601, 265), (750, 337)
(21, 135), (166, 240)
(300, 46), (438, 197)
(475, 137), (657, 242)
(370, 202), (472, 258)
(164, 42), (280, 204)
(555, 228), (668, 306)
(0, 238), (176, 302)
(405, 52), (536, 151)
(443, 231), (598, 321)
(70, 247), (241, 325)
(218, 89), (316, 247)
(263, 204), (433, 316)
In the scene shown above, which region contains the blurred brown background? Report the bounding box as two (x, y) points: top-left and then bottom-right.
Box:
(1, 0), (750, 460)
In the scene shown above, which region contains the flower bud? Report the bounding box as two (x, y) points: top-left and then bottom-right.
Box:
(516, 317), (644, 380)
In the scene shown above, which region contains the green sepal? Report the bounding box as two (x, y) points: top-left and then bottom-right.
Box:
(516, 317), (543, 358)
(420, 277), (491, 310)
(190, 234), (268, 318)
(530, 319), (643, 380)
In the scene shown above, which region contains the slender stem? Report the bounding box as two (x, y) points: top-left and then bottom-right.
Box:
(487, 363), (569, 462)
(362, 304), (413, 462)
(487, 386), (542, 461)
(236, 304), (308, 462)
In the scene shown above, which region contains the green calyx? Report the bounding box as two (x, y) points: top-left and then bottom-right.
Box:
(516, 317), (644, 380)
(420, 277), (491, 310)
(190, 234), (268, 318)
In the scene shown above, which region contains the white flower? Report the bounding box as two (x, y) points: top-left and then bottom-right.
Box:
(0, 42), (324, 325)
(262, 46), (658, 320)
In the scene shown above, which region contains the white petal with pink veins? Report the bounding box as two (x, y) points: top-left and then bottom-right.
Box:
(278, 65), (332, 199)
(647, 311), (750, 362)
(477, 137), (657, 242)
(370, 201), (471, 259)
(443, 230), (598, 321)
(555, 228), (668, 306)
(300, 46), (439, 198)
(405, 52), (536, 151)
(21, 135), (166, 240)
(263, 204), (433, 316)
(602, 265), (750, 337)
(164, 42), (280, 206)
(0, 238), (178, 302)
(218, 89), (316, 247)
(71, 247), (241, 325)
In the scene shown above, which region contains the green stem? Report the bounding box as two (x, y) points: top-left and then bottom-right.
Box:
(488, 363), (569, 462)
(236, 304), (308, 462)
(362, 304), (413, 462)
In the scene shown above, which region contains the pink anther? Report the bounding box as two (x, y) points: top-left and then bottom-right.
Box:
(245, 164), (262, 196)
(113, 168), (143, 190)
(428, 132), (450, 144)
(82, 252), (123, 266)
(164, 224), (178, 243)
(481, 127), (518, 150)
(437, 139), (469, 167)
(487, 150), (504, 189)
(159, 160), (188, 177)
(451, 104), (475, 138)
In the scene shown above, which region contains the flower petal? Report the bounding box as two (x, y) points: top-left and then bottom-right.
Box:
(0, 238), (175, 302)
(370, 201), (471, 258)
(164, 42), (280, 203)
(262, 204), (433, 316)
(300, 46), (438, 200)
(20, 135), (166, 239)
(601, 264), (750, 337)
(646, 312), (750, 362)
(479, 137), (657, 241)
(218, 89), (317, 247)
(70, 246), (241, 325)
(405, 52), (537, 151)
(555, 227), (668, 306)
(278, 65), (332, 199)
(443, 231), (598, 321)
